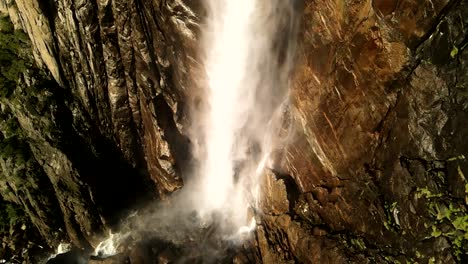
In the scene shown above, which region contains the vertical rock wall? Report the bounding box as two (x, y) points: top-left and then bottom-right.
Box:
(0, 0), (467, 262)
(257, 0), (468, 263)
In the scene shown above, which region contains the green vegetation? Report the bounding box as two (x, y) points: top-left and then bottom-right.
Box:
(0, 199), (26, 232)
(350, 237), (366, 250)
(0, 14), (53, 167)
(450, 46), (459, 58)
(383, 201), (400, 231)
(0, 15), (31, 98)
(418, 164), (468, 261)
(0, 14), (55, 228)
(0, 14), (32, 164)
(416, 187), (442, 199)
(0, 14), (57, 119)
(381, 255), (402, 264)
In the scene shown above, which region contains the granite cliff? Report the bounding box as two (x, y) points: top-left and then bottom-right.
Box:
(0, 0), (467, 263)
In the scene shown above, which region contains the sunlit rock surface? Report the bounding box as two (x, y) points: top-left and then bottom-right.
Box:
(264, 0), (468, 262)
(0, 0), (467, 263)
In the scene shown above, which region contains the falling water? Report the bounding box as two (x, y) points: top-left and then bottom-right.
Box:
(93, 232), (129, 258)
(67, 1), (300, 261)
(195, 0), (300, 235)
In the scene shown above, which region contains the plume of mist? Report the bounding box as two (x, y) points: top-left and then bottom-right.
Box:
(187, 0), (302, 235)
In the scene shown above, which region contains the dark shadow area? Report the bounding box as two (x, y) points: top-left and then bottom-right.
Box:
(43, 79), (155, 228)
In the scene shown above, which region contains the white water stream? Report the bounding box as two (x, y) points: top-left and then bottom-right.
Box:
(193, 0), (299, 235)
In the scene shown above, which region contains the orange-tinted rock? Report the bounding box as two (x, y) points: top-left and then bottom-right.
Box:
(259, 169), (290, 215)
(2, 0), (467, 262)
(373, 0), (398, 16)
(257, 0), (468, 262)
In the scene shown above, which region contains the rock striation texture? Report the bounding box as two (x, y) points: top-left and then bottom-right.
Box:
(0, 0), (467, 263)
(258, 0), (468, 262)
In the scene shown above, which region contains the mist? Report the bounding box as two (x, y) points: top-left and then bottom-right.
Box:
(93, 0), (301, 261)
(188, 0), (301, 235)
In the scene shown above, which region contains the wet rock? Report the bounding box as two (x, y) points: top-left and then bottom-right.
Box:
(89, 254), (126, 264)
(46, 248), (87, 264)
(259, 169), (290, 215)
(0, 0), (467, 262)
(257, 0), (468, 262)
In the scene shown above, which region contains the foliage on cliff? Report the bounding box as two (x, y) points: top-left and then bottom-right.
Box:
(0, 7), (154, 258)
(0, 13), (61, 262)
(0, 14), (29, 97)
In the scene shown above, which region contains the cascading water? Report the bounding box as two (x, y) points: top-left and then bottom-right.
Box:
(196, 0), (257, 228)
(193, 0), (300, 236)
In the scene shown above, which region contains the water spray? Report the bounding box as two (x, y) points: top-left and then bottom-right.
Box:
(77, 0), (300, 260)
(194, 0), (300, 237)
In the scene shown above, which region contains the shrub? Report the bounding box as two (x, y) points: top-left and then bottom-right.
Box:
(0, 15), (30, 99)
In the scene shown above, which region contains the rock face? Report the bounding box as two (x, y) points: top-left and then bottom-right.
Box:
(0, 0), (467, 263)
(257, 0), (468, 262)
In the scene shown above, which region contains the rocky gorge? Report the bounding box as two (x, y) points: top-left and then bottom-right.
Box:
(0, 0), (467, 263)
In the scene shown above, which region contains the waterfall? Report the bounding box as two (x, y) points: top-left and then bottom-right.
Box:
(194, 0), (300, 236)
(73, 1), (301, 261)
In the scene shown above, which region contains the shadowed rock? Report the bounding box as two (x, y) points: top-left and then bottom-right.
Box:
(46, 249), (87, 264)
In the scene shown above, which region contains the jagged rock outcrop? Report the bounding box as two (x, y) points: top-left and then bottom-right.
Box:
(1, 0), (199, 195)
(0, 0), (467, 263)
